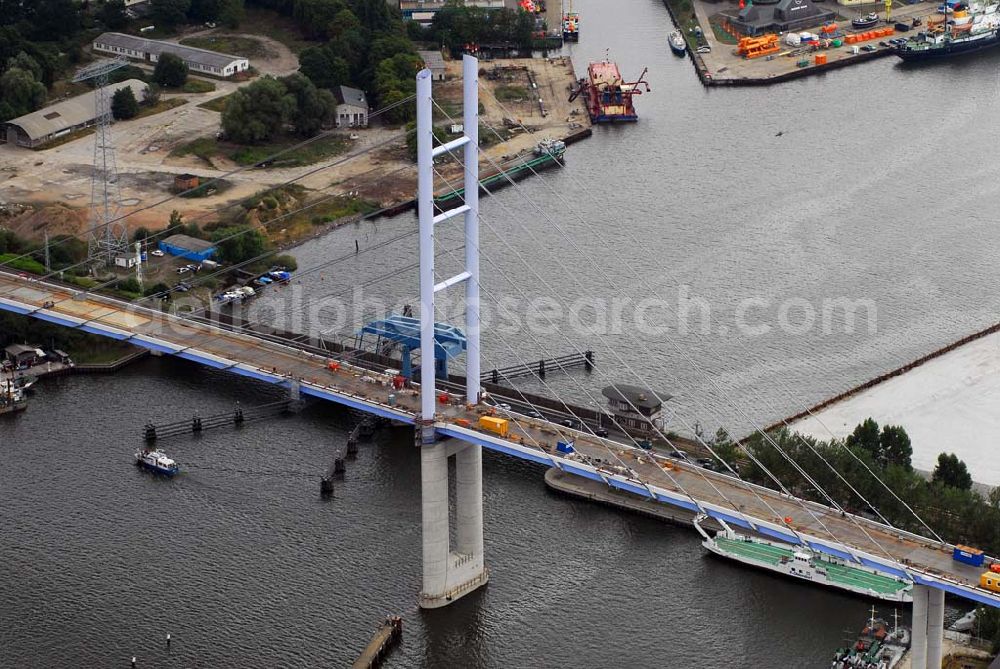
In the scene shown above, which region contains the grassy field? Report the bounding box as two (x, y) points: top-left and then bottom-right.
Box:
(135, 97), (188, 120)
(240, 7), (313, 54)
(180, 35), (274, 59)
(198, 94), (231, 112)
(264, 194), (378, 245)
(171, 134), (348, 168)
(230, 134), (348, 167)
(180, 79), (217, 93)
(169, 136), (219, 165)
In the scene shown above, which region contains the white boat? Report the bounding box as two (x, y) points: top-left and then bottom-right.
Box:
(950, 608), (977, 632)
(669, 30), (687, 55)
(135, 449), (180, 476)
(0, 380), (27, 415)
(695, 516), (913, 602)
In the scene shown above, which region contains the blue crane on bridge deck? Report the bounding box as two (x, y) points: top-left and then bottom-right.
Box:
(358, 314), (467, 380)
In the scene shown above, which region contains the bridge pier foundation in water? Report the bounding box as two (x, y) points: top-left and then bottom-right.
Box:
(418, 432), (489, 608)
(910, 584), (945, 669)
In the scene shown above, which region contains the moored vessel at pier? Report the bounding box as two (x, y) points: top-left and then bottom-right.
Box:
(569, 59), (650, 123)
(695, 517), (913, 603)
(895, 3), (1000, 60)
(669, 30), (687, 55)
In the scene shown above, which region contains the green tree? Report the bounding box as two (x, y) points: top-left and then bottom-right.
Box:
(292, 0), (347, 39)
(152, 0), (193, 27)
(97, 0), (129, 29)
(280, 72), (334, 136)
(932, 452), (973, 490)
(221, 76), (295, 144)
(845, 417), (881, 461)
(7, 52), (41, 81)
(153, 53), (189, 88)
(142, 82), (162, 106)
(188, 0), (221, 21)
(168, 209), (184, 230)
(111, 86), (140, 120)
(879, 424), (912, 469)
(132, 226), (152, 243)
(211, 225), (266, 264)
(0, 67), (46, 121)
(297, 46), (349, 89)
(349, 0), (395, 33)
(25, 0), (81, 41)
(219, 0), (245, 27)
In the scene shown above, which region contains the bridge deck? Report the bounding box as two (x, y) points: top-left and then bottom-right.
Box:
(1, 270), (997, 607)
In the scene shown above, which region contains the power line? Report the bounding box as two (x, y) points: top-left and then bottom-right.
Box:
(479, 84), (944, 546)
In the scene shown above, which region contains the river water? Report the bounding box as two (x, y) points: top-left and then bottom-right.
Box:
(3, 0), (993, 665)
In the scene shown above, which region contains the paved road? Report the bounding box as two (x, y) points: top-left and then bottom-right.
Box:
(0, 268), (996, 607)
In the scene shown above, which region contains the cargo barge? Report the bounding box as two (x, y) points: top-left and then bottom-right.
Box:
(569, 59), (650, 123)
(434, 140), (566, 209)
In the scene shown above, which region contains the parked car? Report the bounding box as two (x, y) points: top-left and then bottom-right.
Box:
(696, 457), (717, 470)
(862, 44), (878, 51)
(594, 427), (609, 438)
(669, 449), (689, 461)
(560, 418), (579, 429)
(175, 267), (190, 274)
(526, 410), (543, 419)
(150, 249), (164, 257)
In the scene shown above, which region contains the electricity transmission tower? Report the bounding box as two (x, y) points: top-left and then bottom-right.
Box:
(73, 57), (129, 267)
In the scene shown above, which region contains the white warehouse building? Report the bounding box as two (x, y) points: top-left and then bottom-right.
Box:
(92, 32), (249, 78)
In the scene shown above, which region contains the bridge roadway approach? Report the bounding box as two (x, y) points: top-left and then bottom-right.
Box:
(2, 269), (998, 609)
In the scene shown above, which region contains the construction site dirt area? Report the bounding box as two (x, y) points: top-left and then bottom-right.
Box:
(687, 0), (943, 84)
(0, 54), (588, 248)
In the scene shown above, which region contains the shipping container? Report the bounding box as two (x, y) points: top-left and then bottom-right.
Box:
(954, 545), (985, 567)
(478, 416), (509, 437)
(556, 440), (576, 454)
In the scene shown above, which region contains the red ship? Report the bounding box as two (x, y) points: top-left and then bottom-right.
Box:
(569, 59), (650, 123)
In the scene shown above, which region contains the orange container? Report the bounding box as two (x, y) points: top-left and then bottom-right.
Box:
(815, 53), (828, 65)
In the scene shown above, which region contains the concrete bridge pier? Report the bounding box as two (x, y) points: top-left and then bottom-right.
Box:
(910, 584), (945, 669)
(418, 435), (488, 609)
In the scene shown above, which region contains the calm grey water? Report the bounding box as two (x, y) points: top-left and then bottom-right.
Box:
(2, 359), (925, 667)
(4, 0), (993, 664)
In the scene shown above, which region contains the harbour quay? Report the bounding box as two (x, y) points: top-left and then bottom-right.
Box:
(664, 0), (947, 85)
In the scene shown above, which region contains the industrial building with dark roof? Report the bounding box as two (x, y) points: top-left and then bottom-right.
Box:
(92, 33), (250, 78)
(726, 0), (836, 36)
(3, 80), (148, 148)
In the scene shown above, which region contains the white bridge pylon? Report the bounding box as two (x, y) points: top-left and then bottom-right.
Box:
(416, 56), (488, 608)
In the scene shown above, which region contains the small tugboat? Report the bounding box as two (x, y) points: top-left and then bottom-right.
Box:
(831, 607), (910, 669)
(562, 0), (580, 42)
(135, 448), (180, 476)
(668, 30), (687, 55)
(853, 12), (880, 28)
(533, 138), (566, 158)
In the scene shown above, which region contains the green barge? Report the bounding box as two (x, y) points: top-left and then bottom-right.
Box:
(434, 140), (566, 209)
